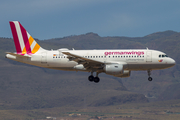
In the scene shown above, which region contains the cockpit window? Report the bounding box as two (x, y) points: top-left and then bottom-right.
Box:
(159, 54), (168, 58)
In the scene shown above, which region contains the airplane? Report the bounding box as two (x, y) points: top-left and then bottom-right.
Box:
(6, 21), (176, 83)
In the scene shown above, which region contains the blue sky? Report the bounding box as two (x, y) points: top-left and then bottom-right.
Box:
(1, 0), (180, 40)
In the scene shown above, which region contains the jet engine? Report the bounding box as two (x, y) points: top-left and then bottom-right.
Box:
(104, 64), (123, 75)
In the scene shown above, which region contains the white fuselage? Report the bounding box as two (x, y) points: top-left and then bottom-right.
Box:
(6, 49), (175, 72)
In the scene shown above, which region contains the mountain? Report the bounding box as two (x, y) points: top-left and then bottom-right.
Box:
(0, 57), (149, 110)
(0, 30), (180, 110)
(158, 83), (180, 101)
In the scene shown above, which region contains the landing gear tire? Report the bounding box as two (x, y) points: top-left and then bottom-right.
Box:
(88, 75), (94, 82)
(147, 70), (153, 81)
(94, 77), (100, 83)
(148, 77), (153, 81)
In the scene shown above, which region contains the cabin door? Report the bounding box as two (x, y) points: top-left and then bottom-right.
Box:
(146, 51), (152, 62)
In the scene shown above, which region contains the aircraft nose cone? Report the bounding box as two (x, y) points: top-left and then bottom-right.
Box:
(170, 58), (176, 66)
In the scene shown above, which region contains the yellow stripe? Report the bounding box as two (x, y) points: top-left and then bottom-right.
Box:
(22, 47), (27, 54)
(29, 36), (34, 46)
(32, 43), (40, 54)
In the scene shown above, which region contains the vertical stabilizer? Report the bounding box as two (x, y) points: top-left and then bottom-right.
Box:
(9, 21), (44, 55)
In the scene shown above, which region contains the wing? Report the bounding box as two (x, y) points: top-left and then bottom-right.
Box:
(62, 52), (104, 70)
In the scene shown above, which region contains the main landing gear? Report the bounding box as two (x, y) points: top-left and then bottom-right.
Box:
(147, 70), (153, 81)
(88, 72), (100, 83)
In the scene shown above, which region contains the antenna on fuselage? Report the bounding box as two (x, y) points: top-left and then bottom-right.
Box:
(146, 47), (149, 50)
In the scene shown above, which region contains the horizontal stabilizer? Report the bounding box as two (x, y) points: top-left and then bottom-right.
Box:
(6, 52), (31, 58)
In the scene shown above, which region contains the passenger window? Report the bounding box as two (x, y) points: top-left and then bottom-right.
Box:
(101, 56), (103, 58)
(109, 56), (110, 58)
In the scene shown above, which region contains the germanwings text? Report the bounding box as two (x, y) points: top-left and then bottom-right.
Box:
(104, 51), (144, 56)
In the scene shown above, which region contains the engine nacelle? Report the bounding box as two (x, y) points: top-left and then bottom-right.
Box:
(114, 70), (131, 78)
(104, 64), (123, 75)
(74, 64), (86, 70)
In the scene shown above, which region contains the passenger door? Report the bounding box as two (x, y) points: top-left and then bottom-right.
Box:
(146, 51), (152, 62)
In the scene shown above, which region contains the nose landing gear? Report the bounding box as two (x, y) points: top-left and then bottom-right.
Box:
(148, 77), (153, 81)
(147, 70), (153, 81)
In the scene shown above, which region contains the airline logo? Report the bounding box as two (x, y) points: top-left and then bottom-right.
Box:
(9, 21), (40, 55)
(104, 51), (144, 56)
(158, 59), (163, 62)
